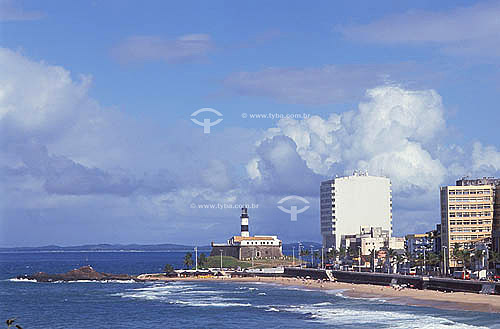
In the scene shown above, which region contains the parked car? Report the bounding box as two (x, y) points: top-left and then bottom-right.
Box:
(452, 270), (470, 280)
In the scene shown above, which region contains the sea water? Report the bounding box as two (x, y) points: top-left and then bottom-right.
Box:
(1, 252), (498, 328)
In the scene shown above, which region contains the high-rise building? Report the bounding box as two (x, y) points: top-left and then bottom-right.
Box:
(320, 173), (392, 250)
(440, 177), (500, 271)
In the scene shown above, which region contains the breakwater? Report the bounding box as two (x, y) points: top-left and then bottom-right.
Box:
(280, 268), (500, 295)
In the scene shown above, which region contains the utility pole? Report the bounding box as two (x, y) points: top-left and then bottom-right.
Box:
(220, 249), (223, 271)
(423, 247), (426, 275)
(321, 247), (324, 269)
(292, 246), (295, 266)
(371, 249), (375, 272)
(486, 246), (489, 273)
(195, 246), (198, 271)
(310, 246), (313, 267)
(298, 243), (302, 266)
(442, 246), (447, 277)
(358, 246), (361, 272)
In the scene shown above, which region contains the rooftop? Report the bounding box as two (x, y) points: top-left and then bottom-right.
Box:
(232, 236), (276, 242)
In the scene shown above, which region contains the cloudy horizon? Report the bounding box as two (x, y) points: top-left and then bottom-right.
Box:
(1, 1), (499, 247)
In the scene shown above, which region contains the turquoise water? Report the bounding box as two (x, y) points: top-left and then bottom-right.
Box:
(1, 252), (498, 328)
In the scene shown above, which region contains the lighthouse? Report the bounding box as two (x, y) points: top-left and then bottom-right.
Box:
(240, 207), (249, 237)
(210, 207), (283, 260)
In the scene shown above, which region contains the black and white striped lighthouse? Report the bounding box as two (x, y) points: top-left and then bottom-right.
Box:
(240, 207), (249, 237)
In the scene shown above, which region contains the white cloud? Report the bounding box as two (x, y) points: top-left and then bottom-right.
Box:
(472, 142), (500, 172)
(0, 48), (91, 139)
(2, 47), (498, 245)
(111, 34), (214, 63)
(340, 1), (500, 56)
(0, 47), (268, 246)
(249, 85), (447, 193)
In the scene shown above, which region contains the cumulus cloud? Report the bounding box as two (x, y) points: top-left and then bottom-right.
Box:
(249, 135), (323, 196)
(1, 47), (497, 246)
(248, 85), (447, 193)
(0, 47), (264, 246)
(111, 34), (214, 63)
(340, 1), (500, 56)
(472, 142), (500, 172)
(0, 0), (44, 21)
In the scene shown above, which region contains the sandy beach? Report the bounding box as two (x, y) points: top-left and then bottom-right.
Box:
(141, 275), (500, 313)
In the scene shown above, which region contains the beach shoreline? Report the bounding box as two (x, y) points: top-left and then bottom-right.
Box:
(145, 275), (500, 313)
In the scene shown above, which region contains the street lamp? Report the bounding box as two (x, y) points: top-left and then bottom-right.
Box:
(442, 246), (448, 276)
(292, 246), (295, 266)
(358, 246), (362, 272)
(195, 246), (198, 271)
(485, 246), (489, 273)
(220, 249), (223, 271)
(310, 246), (314, 267)
(321, 247), (324, 269)
(298, 243), (302, 266)
(423, 247), (426, 275)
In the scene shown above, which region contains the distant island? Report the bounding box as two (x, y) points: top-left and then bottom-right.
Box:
(0, 242), (321, 253)
(0, 243), (211, 253)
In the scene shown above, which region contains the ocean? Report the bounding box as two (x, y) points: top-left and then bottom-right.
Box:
(1, 251), (498, 328)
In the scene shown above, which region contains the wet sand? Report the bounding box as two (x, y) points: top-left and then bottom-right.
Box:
(140, 274), (500, 313)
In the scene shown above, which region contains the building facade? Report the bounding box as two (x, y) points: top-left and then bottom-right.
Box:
(321, 173), (392, 250)
(211, 207), (283, 260)
(341, 226), (403, 256)
(440, 177), (499, 270)
(405, 224), (441, 259)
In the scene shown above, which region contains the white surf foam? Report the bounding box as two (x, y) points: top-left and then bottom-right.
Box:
(266, 307), (279, 312)
(281, 304), (488, 328)
(8, 278), (37, 282)
(170, 300), (252, 308)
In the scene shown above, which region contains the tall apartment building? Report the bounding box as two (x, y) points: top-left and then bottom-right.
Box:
(320, 173), (392, 250)
(440, 177), (500, 270)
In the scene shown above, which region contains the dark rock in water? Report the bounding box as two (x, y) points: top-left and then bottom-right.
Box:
(17, 265), (143, 282)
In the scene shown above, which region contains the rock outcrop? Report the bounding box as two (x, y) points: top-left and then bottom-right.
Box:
(17, 265), (143, 282)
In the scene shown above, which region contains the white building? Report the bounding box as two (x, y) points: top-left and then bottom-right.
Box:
(340, 226), (402, 256)
(320, 173), (392, 250)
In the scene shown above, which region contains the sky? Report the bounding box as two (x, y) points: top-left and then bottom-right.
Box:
(1, 0), (500, 247)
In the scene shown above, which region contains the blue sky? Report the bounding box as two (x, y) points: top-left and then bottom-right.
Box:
(1, 0), (499, 247)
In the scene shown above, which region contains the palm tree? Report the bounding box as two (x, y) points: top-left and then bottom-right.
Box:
(426, 252), (440, 274)
(339, 246), (347, 259)
(313, 251), (320, 266)
(326, 248), (338, 264)
(473, 250), (484, 270)
(395, 254), (404, 273)
(452, 243), (462, 269)
(164, 264), (175, 276)
(183, 252), (193, 269)
(348, 246), (359, 258)
(489, 250), (500, 265)
(198, 253), (207, 268)
(384, 248), (397, 273)
(452, 243), (472, 271)
(404, 251), (413, 267)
